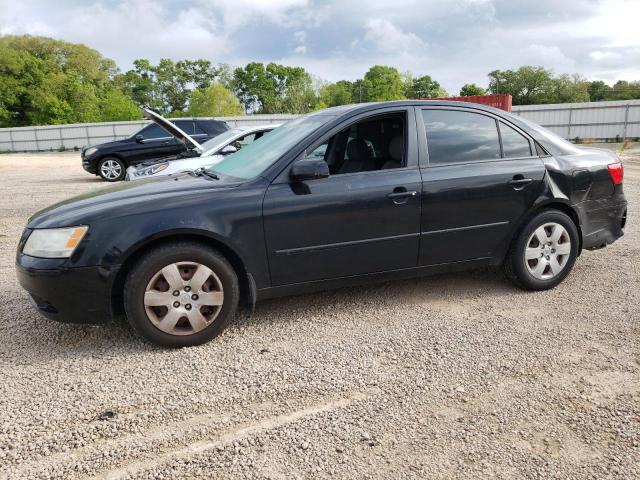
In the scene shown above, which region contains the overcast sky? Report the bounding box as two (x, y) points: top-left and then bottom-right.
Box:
(1, 0), (639, 93)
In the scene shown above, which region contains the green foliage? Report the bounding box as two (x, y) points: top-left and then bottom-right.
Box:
(187, 83), (244, 116)
(319, 80), (353, 107)
(587, 81), (610, 102)
(459, 83), (485, 96)
(0, 35), (140, 127)
(405, 74), (443, 99)
(488, 66), (553, 105)
(362, 65), (405, 102)
(116, 58), (225, 115)
(232, 62), (316, 114)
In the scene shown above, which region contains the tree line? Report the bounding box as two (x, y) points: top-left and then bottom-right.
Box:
(1, 35), (639, 128)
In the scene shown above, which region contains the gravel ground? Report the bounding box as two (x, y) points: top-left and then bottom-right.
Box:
(0, 148), (638, 479)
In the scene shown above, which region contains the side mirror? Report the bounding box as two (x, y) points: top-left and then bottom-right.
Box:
(220, 144), (237, 154)
(290, 157), (330, 182)
(135, 134), (144, 143)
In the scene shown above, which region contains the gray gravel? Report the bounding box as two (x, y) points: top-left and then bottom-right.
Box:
(0, 149), (638, 479)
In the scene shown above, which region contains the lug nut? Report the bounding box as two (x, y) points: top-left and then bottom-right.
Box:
(173, 290), (180, 296)
(173, 301), (180, 308)
(185, 304), (192, 310)
(191, 294), (199, 301)
(184, 286), (191, 292)
(546, 256), (550, 260)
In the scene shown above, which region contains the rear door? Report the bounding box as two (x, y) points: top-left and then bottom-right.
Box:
(417, 107), (547, 265)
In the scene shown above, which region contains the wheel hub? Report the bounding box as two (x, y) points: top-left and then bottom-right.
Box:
(143, 261), (224, 336)
(524, 222), (571, 280)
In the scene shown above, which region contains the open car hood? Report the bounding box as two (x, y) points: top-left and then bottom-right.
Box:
(140, 106), (204, 154)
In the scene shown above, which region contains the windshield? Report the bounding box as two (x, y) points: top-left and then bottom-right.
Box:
(209, 115), (335, 180)
(200, 129), (244, 156)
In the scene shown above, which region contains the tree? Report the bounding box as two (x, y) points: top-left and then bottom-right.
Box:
(232, 62), (316, 113)
(116, 58), (223, 115)
(405, 74), (443, 98)
(547, 74), (589, 103)
(587, 80), (610, 102)
(319, 80), (353, 107)
(459, 83), (485, 96)
(362, 65), (406, 102)
(488, 66), (554, 105)
(187, 83), (243, 116)
(0, 35), (138, 127)
(607, 80), (640, 100)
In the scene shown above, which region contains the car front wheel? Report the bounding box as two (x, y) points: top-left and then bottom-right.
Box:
(98, 157), (126, 182)
(123, 242), (239, 347)
(504, 210), (579, 291)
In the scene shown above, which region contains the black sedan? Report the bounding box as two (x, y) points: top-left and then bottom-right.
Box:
(17, 101), (627, 347)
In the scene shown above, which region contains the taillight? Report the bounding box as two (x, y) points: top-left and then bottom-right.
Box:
(607, 163), (623, 185)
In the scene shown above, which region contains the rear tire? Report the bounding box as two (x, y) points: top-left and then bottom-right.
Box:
(123, 242), (239, 347)
(98, 157), (126, 182)
(504, 210), (579, 291)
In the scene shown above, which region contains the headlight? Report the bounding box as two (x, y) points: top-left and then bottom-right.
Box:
(84, 147), (98, 157)
(23, 226), (88, 258)
(137, 163), (169, 176)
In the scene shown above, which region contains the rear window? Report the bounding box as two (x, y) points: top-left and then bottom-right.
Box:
(422, 109), (501, 165)
(196, 120), (229, 136)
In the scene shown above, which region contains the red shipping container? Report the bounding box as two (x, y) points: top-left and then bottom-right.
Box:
(420, 94), (512, 112)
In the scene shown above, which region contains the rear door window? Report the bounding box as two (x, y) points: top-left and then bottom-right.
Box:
(174, 120), (195, 135)
(499, 122), (532, 158)
(422, 109), (501, 165)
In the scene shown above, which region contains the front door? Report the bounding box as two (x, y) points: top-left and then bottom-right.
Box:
(263, 109), (423, 286)
(417, 107), (547, 265)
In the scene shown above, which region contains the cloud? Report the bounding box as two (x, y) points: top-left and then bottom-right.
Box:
(0, 0), (638, 94)
(363, 18), (426, 53)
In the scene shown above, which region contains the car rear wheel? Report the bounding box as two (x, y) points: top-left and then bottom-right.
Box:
(98, 157), (126, 182)
(123, 242), (239, 347)
(504, 210), (579, 290)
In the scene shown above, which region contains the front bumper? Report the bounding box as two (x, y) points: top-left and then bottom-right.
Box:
(16, 254), (118, 324)
(81, 154), (98, 174)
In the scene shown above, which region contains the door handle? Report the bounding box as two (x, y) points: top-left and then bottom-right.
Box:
(387, 189), (417, 204)
(387, 191), (417, 199)
(508, 176), (533, 190)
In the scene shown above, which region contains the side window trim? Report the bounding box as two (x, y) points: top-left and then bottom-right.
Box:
(420, 107), (538, 168)
(498, 120), (535, 160)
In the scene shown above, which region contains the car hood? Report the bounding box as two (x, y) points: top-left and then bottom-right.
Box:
(140, 106), (204, 153)
(27, 174), (239, 229)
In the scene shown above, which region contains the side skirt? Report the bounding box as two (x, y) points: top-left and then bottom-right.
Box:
(256, 257), (497, 301)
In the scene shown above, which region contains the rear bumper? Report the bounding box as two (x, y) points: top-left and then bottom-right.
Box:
(16, 254), (117, 324)
(581, 200), (627, 250)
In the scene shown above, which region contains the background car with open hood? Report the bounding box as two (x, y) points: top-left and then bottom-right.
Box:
(125, 124), (280, 181)
(81, 107), (229, 182)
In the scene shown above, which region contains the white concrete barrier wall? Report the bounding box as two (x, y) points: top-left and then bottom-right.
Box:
(1, 100), (639, 152)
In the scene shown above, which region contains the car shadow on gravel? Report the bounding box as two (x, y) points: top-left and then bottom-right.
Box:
(4, 268), (518, 357)
(238, 267), (518, 329)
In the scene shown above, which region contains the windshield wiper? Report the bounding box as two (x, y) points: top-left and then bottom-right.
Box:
(192, 167), (219, 180)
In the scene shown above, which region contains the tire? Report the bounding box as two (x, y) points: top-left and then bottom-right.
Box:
(123, 242), (239, 347)
(504, 209), (579, 291)
(98, 157), (126, 182)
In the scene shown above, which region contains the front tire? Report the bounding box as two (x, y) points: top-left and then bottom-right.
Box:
(504, 210), (579, 291)
(98, 157), (126, 182)
(123, 242), (239, 347)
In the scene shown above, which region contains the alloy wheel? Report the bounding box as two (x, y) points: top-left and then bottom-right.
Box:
(143, 262), (224, 335)
(524, 222), (572, 280)
(100, 160), (122, 180)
